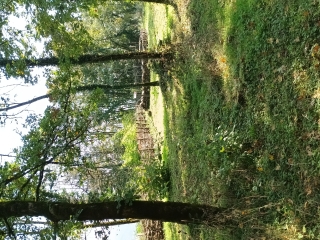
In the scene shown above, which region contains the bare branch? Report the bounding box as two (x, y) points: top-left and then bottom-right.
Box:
(35, 166), (44, 202)
(0, 154), (16, 158)
(0, 94), (49, 112)
(0, 83), (29, 89)
(0, 108), (33, 117)
(0, 83), (30, 95)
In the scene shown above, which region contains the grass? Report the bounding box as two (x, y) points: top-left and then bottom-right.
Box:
(117, 112), (140, 165)
(144, 0), (320, 239)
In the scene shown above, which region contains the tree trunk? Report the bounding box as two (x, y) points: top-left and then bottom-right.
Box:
(0, 201), (225, 224)
(133, 0), (173, 4)
(0, 52), (171, 68)
(0, 81), (160, 112)
(130, 0), (178, 10)
(110, 0), (176, 6)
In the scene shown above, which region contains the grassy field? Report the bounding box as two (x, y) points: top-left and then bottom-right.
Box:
(144, 0), (320, 239)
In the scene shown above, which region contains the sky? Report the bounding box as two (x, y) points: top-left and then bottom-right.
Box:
(104, 224), (137, 240)
(0, 73), (49, 163)
(0, 11), (138, 240)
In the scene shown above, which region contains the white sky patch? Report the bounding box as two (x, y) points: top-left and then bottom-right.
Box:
(0, 72), (49, 163)
(8, 14), (26, 30)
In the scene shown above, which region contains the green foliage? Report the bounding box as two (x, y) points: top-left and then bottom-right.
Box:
(71, 1), (143, 122)
(141, 161), (169, 200)
(1, 72), (106, 199)
(0, 22), (36, 82)
(113, 111), (170, 200)
(82, 1), (142, 53)
(75, 60), (141, 123)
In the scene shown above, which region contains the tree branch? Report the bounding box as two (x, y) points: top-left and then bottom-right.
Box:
(3, 218), (16, 240)
(0, 52), (171, 67)
(0, 82), (159, 112)
(0, 94), (49, 112)
(0, 154), (16, 158)
(35, 166), (45, 202)
(15, 173), (35, 200)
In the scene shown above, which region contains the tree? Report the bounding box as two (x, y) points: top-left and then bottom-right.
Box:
(1, 51), (171, 69)
(127, 0), (174, 4)
(0, 81), (160, 112)
(0, 201), (229, 238)
(0, 201), (226, 225)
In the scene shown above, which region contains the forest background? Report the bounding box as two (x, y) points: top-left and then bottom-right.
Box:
(3, 0), (320, 240)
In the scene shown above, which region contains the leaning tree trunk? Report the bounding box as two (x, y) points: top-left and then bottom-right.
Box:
(111, 0), (177, 6)
(0, 201), (225, 225)
(133, 0), (173, 4)
(0, 52), (171, 68)
(0, 81), (160, 112)
(131, 0), (178, 10)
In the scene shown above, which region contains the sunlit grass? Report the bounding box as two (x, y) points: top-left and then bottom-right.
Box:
(118, 112), (140, 165)
(142, 2), (175, 148)
(145, 0), (320, 239)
